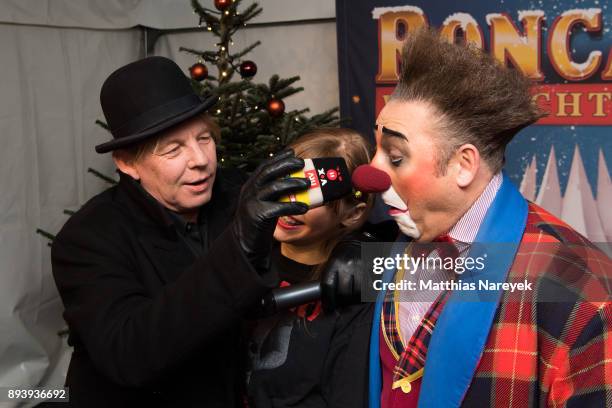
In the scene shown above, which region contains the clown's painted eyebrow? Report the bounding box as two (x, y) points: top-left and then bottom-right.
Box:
(375, 124), (408, 141)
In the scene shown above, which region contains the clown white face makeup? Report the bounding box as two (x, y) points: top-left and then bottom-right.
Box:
(381, 184), (421, 239)
(370, 99), (468, 242)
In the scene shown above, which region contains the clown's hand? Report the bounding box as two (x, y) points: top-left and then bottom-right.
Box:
(232, 150), (309, 274)
(320, 235), (370, 312)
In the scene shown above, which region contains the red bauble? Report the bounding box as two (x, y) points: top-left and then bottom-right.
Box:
(239, 60), (257, 78)
(266, 99), (285, 117)
(189, 63), (208, 81)
(214, 0), (231, 11)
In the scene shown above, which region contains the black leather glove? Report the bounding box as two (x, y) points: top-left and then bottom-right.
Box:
(232, 150), (310, 273)
(320, 238), (365, 312)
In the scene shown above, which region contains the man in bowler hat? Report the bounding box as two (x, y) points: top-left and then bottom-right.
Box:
(51, 56), (310, 407)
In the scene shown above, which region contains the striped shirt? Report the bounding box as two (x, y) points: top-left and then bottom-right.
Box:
(397, 172), (503, 343)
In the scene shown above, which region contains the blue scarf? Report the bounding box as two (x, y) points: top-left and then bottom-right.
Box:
(369, 173), (528, 408)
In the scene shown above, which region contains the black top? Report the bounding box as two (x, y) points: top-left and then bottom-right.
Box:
(51, 168), (276, 408)
(271, 242), (317, 284)
(128, 177), (211, 256)
(165, 207), (209, 256)
(246, 244), (372, 408)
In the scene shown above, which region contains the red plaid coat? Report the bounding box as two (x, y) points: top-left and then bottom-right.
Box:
(457, 203), (612, 406)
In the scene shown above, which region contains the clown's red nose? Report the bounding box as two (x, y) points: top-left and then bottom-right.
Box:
(351, 164), (391, 193)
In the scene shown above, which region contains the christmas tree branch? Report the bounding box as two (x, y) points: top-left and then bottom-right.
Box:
(87, 168), (117, 185)
(274, 76), (301, 91)
(268, 75), (279, 91)
(293, 108), (310, 116)
(36, 228), (55, 242)
(191, 0), (213, 18)
(274, 87), (303, 100)
(236, 3), (262, 25)
(230, 41), (261, 61)
(95, 120), (109, 130)
(229, 92), (241, 123)
(281, 115), (295, 145)
(179, 47), (218, 61)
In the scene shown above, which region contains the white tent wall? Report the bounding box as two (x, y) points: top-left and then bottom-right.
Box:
(0, 23), (140, 406)
(0, 1), (339, 404)
(0, 0), (335, 29)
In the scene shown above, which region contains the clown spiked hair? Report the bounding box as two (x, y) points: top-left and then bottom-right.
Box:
(391, 28), (547, 173)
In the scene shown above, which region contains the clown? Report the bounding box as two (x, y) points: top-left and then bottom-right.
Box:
(359, 28), (612, 408)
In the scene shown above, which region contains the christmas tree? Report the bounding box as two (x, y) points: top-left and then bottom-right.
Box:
(181, 0), (340, 170)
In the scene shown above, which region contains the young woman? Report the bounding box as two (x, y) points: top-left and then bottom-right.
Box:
(246, 128), (374, 408)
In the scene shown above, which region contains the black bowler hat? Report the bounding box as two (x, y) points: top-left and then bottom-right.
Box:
(95, 56), (216, 153)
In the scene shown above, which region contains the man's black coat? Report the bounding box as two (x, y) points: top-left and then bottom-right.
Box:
(51, 169), (276, 407)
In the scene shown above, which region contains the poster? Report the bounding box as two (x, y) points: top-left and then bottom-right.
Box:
(336, 0), (611, 241)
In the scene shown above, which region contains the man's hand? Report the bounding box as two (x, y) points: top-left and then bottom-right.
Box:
(232, 150), (309, 273)
(320, 238), (364, 312)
